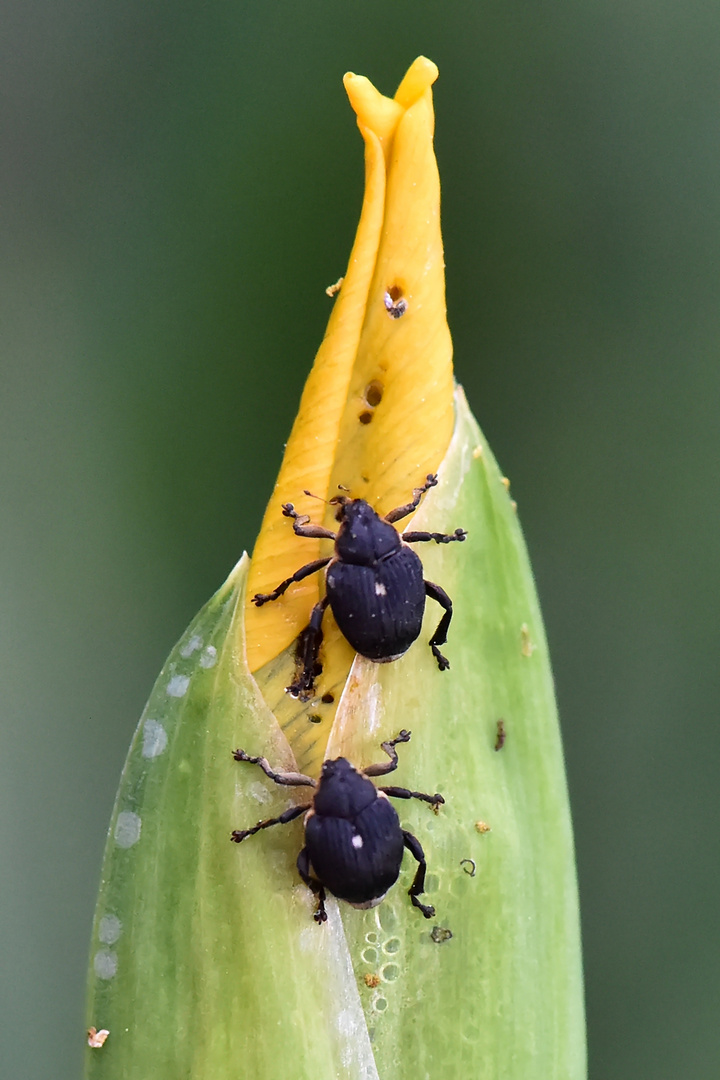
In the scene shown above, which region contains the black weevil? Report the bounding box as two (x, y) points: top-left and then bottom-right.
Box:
(230, 730), (442, 923)
(251, 474), (466, 697)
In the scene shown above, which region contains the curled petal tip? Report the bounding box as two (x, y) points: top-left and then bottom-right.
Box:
(343, 71), (402, 143)
(394, 56), (439, 109)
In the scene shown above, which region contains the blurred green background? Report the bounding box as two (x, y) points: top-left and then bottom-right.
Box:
(2, 1), (719, 1076)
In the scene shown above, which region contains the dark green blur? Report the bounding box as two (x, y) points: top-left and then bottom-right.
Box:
(2, 2), (718, 1077)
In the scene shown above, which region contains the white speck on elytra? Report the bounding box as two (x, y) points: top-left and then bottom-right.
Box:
(179, 634), (202, 658)
(352, 834), (364, 849)
(199, 645), (217, 669)
(167, 674), (190, 698)
(114, 811), (141, 848)
(98, 914), (122, 944)
(374, 582), (387, 596)
(142, 719), (168, 758)
(93, 949), (118, 980)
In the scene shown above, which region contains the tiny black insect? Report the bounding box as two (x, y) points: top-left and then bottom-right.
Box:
(251, 474), (466, 697)
(230, 730), (443, 923)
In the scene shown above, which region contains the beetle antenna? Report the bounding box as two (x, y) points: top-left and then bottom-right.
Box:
(303, 489), (328, 503)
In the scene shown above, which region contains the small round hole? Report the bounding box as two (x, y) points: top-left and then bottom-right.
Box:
(321, 693), (334, 704)
(365, 380), (384, 407)
(359, 411), (373, 425)
(374, 997), (388, 1012)
(308, 714), (322, 725)
(384, 284), (408, 319)
(362, 947), (378, 964)
(382, 963), (399, 982)
(383, 937), (400, 954)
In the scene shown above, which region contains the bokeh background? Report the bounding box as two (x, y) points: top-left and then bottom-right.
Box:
(3, 1), (719, 1077)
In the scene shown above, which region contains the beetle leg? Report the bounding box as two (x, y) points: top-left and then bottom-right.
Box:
(402, 830), (435, 918)
(383, 474), (438, 524)
(230, 802), (311, 844)
(297, 847), (328, 923)
(287, 595), (330, 698)
(380, 785), (444, 810)
(282, 503), (337, 540)
(363, 729), (412, 776)
(251, 556), (331, 606)
(402, 528), (467, 544)
(231, 749), (317, 788)
(424, 580), (453, 670)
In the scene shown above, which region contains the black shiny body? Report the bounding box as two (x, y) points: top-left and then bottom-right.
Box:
(230, 730), (443, 922)
(326, 532), (426, 661)
(250, 475), (466, 697)
(305, 759), (404, 905)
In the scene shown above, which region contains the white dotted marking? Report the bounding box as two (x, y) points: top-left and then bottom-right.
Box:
(98, 914), (122, 944)
(93, 949), (118, 980)
(200, 645), (217, 669)
(352, 834), (364, 849)
(114, 811), (141, 848)
(374, 582), (387, 596)
(142, 719), (168, 759)
(167, 674), (190, 698)
(179, 634), (202, 658)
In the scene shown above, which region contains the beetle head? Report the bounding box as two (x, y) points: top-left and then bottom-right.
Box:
(333, 499), (402, 565)
(314, 757), (378, 819)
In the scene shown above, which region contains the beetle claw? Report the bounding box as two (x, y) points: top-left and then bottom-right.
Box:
(431, 646), (450, 671)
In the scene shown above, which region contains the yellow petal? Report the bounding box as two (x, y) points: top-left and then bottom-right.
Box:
(243, 58), (454, 773)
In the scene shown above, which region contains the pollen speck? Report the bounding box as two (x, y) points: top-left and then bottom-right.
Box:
(374, 582), (387, 596)
(352, 834), (364, 849)
(521, 624), (536, 657)
(87, 1027), (110, 1048)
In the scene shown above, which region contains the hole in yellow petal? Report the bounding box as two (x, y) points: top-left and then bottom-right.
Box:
(383, 284), (408, 319)
(358, 410), (373, 425)
(364, 379), (384, 406)
(308, 714), (322, 725)
(321, 692), (335, 704)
